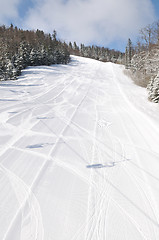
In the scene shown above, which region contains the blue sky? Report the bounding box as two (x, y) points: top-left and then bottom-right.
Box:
(152, 0), (159, 16)
(0, 0), (159, 52)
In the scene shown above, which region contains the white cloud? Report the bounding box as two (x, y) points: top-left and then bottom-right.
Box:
(0, 0), (21, 24)
(23, 0), (156, 48)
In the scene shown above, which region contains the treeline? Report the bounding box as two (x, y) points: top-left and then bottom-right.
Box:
(0, 24), (70, 80)
(68, 41), (124, 64)
(0, 24), (124, 82)
(125, 21), (159, 103)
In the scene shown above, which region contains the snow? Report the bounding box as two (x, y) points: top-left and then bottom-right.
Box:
(0, 55), (159, 240)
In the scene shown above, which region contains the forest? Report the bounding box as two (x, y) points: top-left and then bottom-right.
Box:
(0, 25), (70, 80)
(125, 20), (159, 103)
(0, 24), (124, 82)
(68, 41), (124, 64)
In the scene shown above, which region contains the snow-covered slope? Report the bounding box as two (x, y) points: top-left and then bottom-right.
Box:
(0, 56), (159, 240)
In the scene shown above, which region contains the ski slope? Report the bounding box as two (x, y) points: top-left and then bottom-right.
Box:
(0, 55), (159, 240)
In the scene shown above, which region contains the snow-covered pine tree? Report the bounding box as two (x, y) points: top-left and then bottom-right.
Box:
(30, 49), (37, 66)
(0, 62), (4, 80)
(0, 55), (5, 80)
(36, 48), (43, 65)
(125, 38), (133, 69)
(13, 42), (30, 75)
(128, 38), (133, 67)
(125, 46), (128, 69)
(41, 45), (48, 65)
(80, 44), (84, 56)
(5, 59), (17, 80)
(147, 73), (159, 103)
(73, 42), (78, 51)
(14, 54), (24, 75)
(0, 25), (70, 80)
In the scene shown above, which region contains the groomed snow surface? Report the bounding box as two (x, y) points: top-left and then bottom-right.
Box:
(0, 55), (159, 240)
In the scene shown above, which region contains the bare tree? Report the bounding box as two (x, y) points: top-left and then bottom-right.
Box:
(139, 22), (157, 51)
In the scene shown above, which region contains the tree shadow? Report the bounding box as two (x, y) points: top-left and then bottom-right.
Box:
(26, 143), (54, 149)
(86, 162), (115, 168)
(0, 99), (19, 101)
(86, 159), (130, 169)
(0, 83), (43, 87)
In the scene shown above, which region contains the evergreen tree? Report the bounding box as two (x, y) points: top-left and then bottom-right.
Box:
(5, 60), (17, 80)
(52, 30), (57, 41)
(147, 74), (159, 103)
(125, 38), (133, 69)
(30, 48), (37, 66)
(125, 46), (128, 69)
(41, 45), (48, 65)
(0, 25), (70, 80)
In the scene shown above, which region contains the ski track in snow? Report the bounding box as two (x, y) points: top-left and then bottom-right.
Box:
(0, 56), (159, 240)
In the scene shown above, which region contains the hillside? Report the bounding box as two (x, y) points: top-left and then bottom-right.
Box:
(0, 56), (159, 240)
(125, 21), (159, 103)
(0, 25), (70, 81)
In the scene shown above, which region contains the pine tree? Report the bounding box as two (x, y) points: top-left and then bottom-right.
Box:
(41, 45), (48, 65)
(5, 59), (17, 80)
(52, 30), (57, 41)
(0, 60), (4, 80)
(125, 38), (133, 69)
(125, 46), (128, 69)
(30, 49), (37, 66)
(147, 74), (159, 103)
(73, 42), (79, 54)
(128, 38), (133, 67)
(0, 25), (70, 80)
